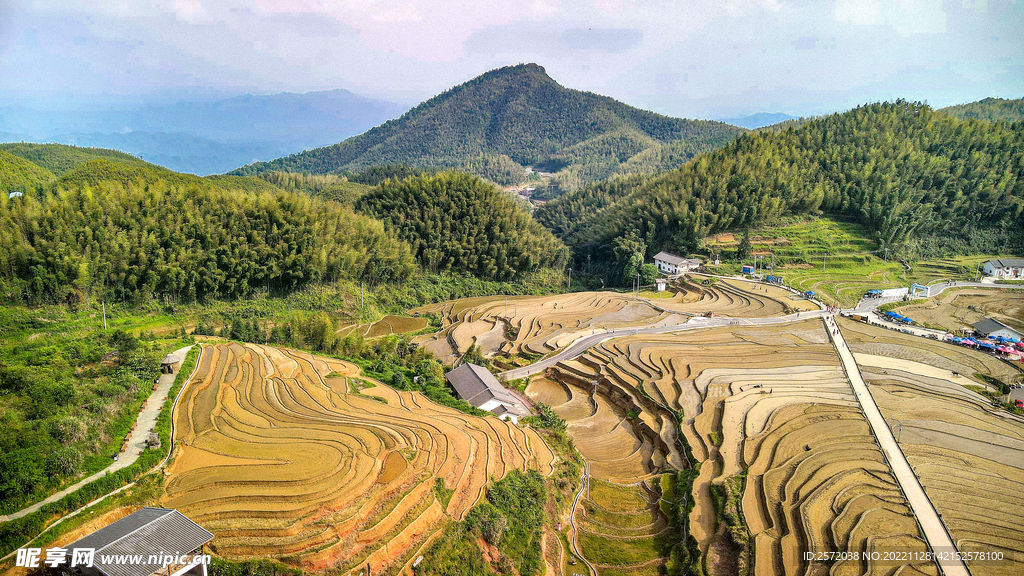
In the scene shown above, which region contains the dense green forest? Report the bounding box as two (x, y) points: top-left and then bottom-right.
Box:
(0, 143), (151, 177)
(0, 156), (416, 304)
(356, 171), (568, 279)
(231, 64), (744, 189)
(941, 97), (1024, 124)
(254, 171), (373, 206)
(0, 150), (54, 195)
(543, 101), (1024, 281)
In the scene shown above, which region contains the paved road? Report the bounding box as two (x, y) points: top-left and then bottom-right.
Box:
(925, 280), (1000, 298)
(499, 310), (827, 381)
(0, 345), (193, 523)
(824, 315), (970, 576)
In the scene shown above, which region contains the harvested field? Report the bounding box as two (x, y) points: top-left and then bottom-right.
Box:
(337, 315), (428, 339)
(643, 275), (817, 317)
(838, 317), (1020, 384)
(411, 291), (688, 360)
(536, 320), (937, 576)
(863, 363), (1024, 576)
(163, 343), (554, 573)
(894, 288), (1024, 334)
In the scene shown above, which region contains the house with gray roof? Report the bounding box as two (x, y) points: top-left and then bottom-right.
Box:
(444, 363), (530, 423)
(972, 317), (1023, 340)
(62, 507), (213, 576)
(982, 258), (1024, 279)
(653, 251), (701, 276)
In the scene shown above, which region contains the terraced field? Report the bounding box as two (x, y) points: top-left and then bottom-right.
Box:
(861, 363), (1024, 576)
(533, 320), (938, 576)
(163, 343), (555, 574)
(838, 317), (1024, 576)
(337, 314), (429, 339)
(838, 317), (1020, 383)
(411, 292), (687, 360)
(645, 275), (819, 317)
(411, 281), (808, 363)
(893, 288), (1024, 334)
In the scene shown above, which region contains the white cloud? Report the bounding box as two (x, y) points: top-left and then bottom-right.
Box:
(834, 0), (948, 35)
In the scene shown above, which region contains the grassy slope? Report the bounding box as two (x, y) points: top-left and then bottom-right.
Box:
(705, 218), (998, 306)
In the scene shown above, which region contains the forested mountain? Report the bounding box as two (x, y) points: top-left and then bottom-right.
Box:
(231, 64), (745, 190)
(0, 143), (151, 177)
(255, 171), (374, 207)
(549, 101), (1024, 277)
(941, 97), (1024, 124)
(0, 150), (54, 195)
(0, 149), (416, 304)
(356, 172), (568, 279)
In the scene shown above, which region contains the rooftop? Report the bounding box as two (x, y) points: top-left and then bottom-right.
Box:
(986, 258), (1024, 268)
(445, 363), (529, 416)
(972, 317), (1020, 336)
(653, 251), (686, 265)
(68, 507), (214, 576)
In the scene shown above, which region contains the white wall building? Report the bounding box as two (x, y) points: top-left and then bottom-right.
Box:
(445, 363), (529, 423)
(653, 252), (701, 275)
(972, 318), (1023, 340)
(982, 258), (1024, 279)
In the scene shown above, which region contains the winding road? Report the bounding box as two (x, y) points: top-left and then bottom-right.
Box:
(568, 460), (596, 576)
(499, 310), (827, 381)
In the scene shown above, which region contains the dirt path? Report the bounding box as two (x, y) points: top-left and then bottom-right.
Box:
(826, 315), (971, 576)
(0, 345), (193, 524)
(568, 461), (596, 576)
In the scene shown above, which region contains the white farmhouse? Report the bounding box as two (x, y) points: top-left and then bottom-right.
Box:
(653, 252), (701, 275)
(444, 363), (530, 423)
(982, 258), (1024, 279)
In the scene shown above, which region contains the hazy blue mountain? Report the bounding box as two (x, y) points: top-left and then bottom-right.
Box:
(41, 132), (292, 175)
(717, 112), (797, 129)
(0, 89), (408, 175)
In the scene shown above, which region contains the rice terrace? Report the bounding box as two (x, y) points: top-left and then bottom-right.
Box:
(3, 20), (1024, 576)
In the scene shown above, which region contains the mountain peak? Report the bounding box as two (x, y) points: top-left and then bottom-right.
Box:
(232, 65), (744, 189)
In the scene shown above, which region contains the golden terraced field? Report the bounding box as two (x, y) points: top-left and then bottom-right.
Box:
(163, 343), (555, 574)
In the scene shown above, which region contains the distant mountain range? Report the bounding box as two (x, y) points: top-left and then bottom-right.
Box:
(0, 89), (408, 175)
(716, 112), (798, 129)
(232, 64), (747, 190)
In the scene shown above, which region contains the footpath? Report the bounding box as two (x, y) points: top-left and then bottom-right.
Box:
(824, 315), (970, 576)
(0, 345), (193, 523)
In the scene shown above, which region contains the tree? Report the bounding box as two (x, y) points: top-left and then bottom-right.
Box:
(737, 229), (752, 261)
(639, 263), (660, 286)
(612, 230), (647, 287)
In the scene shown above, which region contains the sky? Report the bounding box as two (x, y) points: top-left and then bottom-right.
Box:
(0, 0), (1022, 119)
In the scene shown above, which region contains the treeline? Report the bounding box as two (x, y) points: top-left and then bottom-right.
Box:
(231, 63), (744, 189)
(0, 158), (416, 304)
(357, 171), (569, 280)
(255, 170), (372, 206)
(941, 97), (1024, 125)
(545, 101), (1024, 280)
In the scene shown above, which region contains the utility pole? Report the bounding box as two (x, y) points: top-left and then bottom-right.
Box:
(884, 246), (889, 261)
(568, 267), (572, 290)
(102, 300), (108, 331)
(770, 253), (775, 274)
(360, 282), (364, 310)
(505, 295), (508, 318)
(823, 254), (827, 272)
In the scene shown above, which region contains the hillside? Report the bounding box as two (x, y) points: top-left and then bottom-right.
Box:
(0, 152), (416, 304)
(941, 97), (1024, 124)
(0, 143), (153, 177)
(231, 64), (745, 189)
(0, 150), (55, 195)
(548, 101), (1024, 281)
(356, 171), (568, 279)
